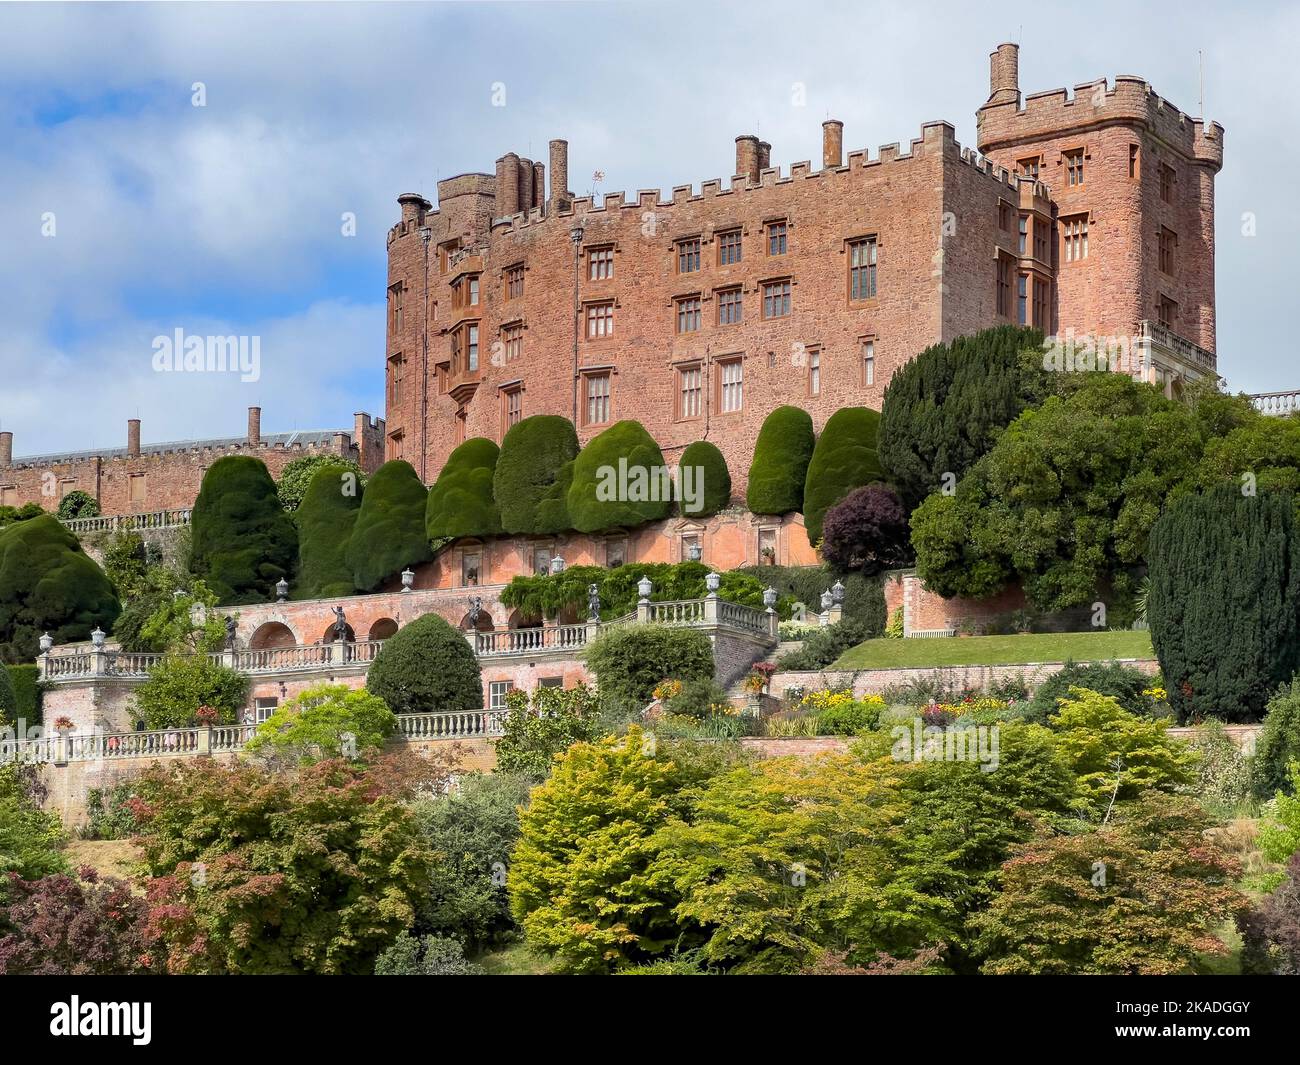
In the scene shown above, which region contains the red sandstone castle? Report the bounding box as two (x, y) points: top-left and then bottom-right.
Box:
(0, 43), (1224, 517)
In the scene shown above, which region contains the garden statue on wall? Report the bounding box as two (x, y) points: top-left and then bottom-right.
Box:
(224, 615), (237, 650)
(332, 605), (349, 643)
(588, 583), (601, 620)
(466, 596), (483, 629)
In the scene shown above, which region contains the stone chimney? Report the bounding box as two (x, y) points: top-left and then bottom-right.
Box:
(127, 419), (141, 458)
(247, 406), (262, 446)
(548, 139), (570, 207)
(735, 135), (760, 183)
(532, 161), (545, 209)
(0, 431), (11, 467)
(518, 157), (534, 212)
(497, 153), (521, 217)
(757, 140), (771, 171)
(822, 120), (844, 169)
(397, 192), (428, 226)
(989, 42), (1020, 106)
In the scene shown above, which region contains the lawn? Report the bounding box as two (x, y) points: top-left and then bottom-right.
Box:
(831, 630), (1155, 670)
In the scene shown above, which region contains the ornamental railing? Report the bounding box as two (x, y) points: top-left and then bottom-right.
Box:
(38, 640), (387, 681)
(1249, 390), (1300, 417)
(1137, 319), (1217, 372)
(475, 625), (590, 656)
(60, 508), (193, 535)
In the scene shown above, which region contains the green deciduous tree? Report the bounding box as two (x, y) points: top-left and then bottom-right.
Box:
(746, 406), (815, 515)
(1147, 483), (1300, 723)
(245, 683), (396, 761)
(345, 460), (432, 592)
(0, 765), (68, 881)
(494, 415), (580, 534)
(566, 421), (671, 532)
(495, 683), (604, 781)
(1256, 680), (1300, 798)
(802, 407), (884, 546)
(878, 325), (1047, 510)
(294, 463), (363, 599)
(426, 438), (503, 539)
(584, 624), (714, 711)
(276, 454), (365, 512)
(365, 612), (482, 714)
(0, 514), (120, 664)
(131, 655), (249, 730)
(678, 440), (731, 518)
(55, 490), (100, 521)
(189, 456), (297, 605)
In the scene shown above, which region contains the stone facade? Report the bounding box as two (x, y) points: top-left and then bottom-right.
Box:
(384, 43), (1222, 490)
(0, 407), (385, 517)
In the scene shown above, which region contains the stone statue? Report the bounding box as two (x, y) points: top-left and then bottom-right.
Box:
(332, 605), (349, 642)
(587, 583), (601, 620)
(466, 596), (483, 628)
(224, 616), (237, 650)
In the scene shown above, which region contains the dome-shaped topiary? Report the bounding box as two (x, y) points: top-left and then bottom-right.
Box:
(0, 514), (121, 662)
(567, 421), (671, 533)
(345, 460), (432, 592)
(494, 415), (581, 534)
(678, 441), (731, 518)
(746, 406), (815, 515)
(295, 463), (364, 599)
(802, 407), (884, 545)
(426, 438), (503, 539)
(190, 456), (298, 605)
(366, 612), (483, 714)
(534, 460), (574, 535)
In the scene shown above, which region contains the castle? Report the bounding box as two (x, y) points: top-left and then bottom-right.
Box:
(0, 43), (1224, 519)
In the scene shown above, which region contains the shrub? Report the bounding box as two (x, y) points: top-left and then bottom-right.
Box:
(101, 530), (159, 600)
(345, 460), (432, 592)
(494, 415), (580, 534)
(366, 612), (482, 714)
(83, 782), (144, 841)
(410, 772), (532, 944)
(1256, 678), (1300, 797)
(1022, 661), (1153, 725)
(747, 405), (815, 515)
(584, 624), (714, 710)
(1258, 763), (1300, 869)
(678, 440), (731, 518)
(972, 796), (1242, 974)
(534, 460), (574, 535)
(131, 655), (248, 731)
(373, 932), (482, 975)
(0, 869), (160, 975)
(189, 456), (298, 605)
(276, 454), (365, 512)
(0, 514), (120, 664)
(1048, 688), (1197, 815)
(0, 502), (44, 530)
(820, 483), (911, 573)
(802, 407), (884, 545)
(294, 463), (363, 599)
(1186, 719), (1256, 812)
(495, 684), (604, 781)
(776, 616), (879, 671)
(0, 667), (14, 729)
(136, 758), (434, 974)
(799, 689), (884, 734)
(663, 677), (731, 719)
(55, 490), (100, 521)
(737, 563), (885, 631)
(426, 438), (503, 539)
(245, 683), (397, 761)
(0, 764), (68, 880)
(1148, 484), (1300, 723)
(878, 325), (1047, 510)
(567, 420), (671, 532)
(1240, 852), (1300, 975)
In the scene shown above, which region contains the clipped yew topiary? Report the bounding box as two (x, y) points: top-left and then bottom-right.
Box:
(567, 421), (671, 533)
(0, 665), (15, 728)
(678, 440), (731, 518)
(802, 407), (884, 546)
(494, 416), (580, 534)
(366, 613), (483, 714)
(277, 453), (366, 512)
(345, 460), (433, 592)
(295, 463), (363, 599)
(426, 438), (503, 540)
(1148, 484), (1300, 723)
(584, 623), (714, 711)
(747, 406), (815, 515)
(0, 514), (121, 664)
(190, 456), (298, 605)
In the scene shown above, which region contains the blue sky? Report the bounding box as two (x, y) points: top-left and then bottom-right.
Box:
(1, 0), (1294, 456)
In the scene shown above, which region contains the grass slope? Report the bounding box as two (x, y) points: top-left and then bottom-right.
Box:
(832, 630), (1155, 670)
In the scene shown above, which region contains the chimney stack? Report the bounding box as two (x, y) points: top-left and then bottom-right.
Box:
(0, 431), (11, 467)
(822, 120), (844, 169)
(988, 42), (1020, 106)
(757, 140), (771, 172)
(397, 192), (428, 226)
(127, 419), (141, 458)
(735, 135), (760, 184)
(518, 157), (534, 212)
(497, 153), (521, 217)
(247, 406), (261, 446)
(532, 160), (545, 210)
(548, 139), (570, 207)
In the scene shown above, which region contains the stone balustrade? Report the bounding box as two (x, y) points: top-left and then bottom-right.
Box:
(60, 508), (193, 535)
(0, 711), (503, 766)
(38, 640), (386, 681)
(1249, 390), (1300, 417)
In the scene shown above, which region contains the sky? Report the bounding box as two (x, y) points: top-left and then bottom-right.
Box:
(0, 0), (1294, 457)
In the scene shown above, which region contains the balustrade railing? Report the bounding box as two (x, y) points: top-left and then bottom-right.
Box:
(646, 599), (706, 624)
(1250, 390), (1300, 417)
(60, 508), (193, 535)
(475, 624), (590, 656)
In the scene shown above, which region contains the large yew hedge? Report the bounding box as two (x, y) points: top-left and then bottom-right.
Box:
(1147, 483), (1300, 723)
(566, 421), (671, 533)
(0, 514), (121, 663)
(426, 438), (503, 540)
(802, 407), (884, 545)
(295, 463), (363, 599)
(679, 440), (731, 518)
(494, 416), (581, 534)
(346, 460), (432, 592)
(190, 456), (298, 605)
(746, 406), (815, 515)
(366, 613), (483, 714)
